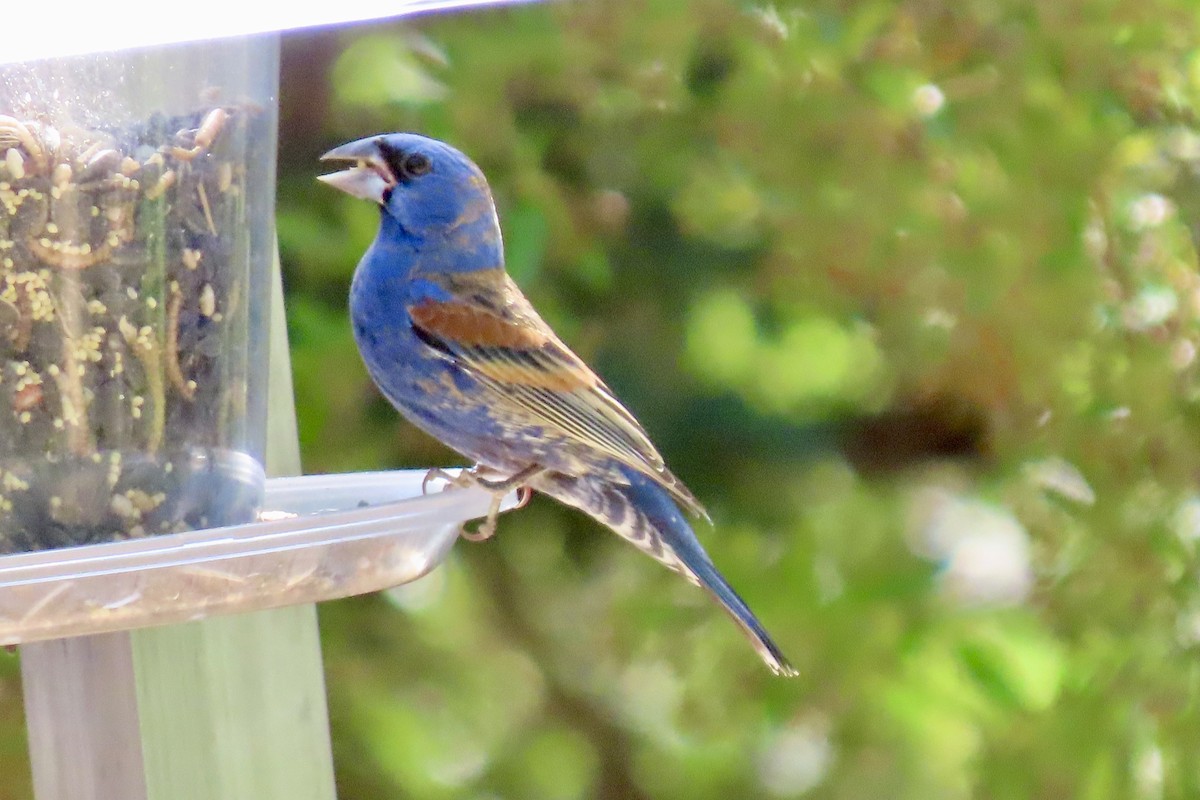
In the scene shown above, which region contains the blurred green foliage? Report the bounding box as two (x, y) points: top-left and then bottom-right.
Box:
(2, 0), (1199, 797)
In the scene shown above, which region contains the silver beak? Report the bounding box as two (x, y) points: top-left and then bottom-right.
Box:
(317, 136), (395, 203)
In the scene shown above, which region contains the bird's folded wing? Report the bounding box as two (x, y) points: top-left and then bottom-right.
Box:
(409, 298), (708, 519)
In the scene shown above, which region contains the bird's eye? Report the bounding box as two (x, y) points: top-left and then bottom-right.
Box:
(403, 153), (432, 177)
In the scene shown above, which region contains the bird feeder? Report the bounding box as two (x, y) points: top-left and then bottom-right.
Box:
(1, 4), (526, 799)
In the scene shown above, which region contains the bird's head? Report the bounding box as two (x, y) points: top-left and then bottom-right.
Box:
(319, 133), (498, 244)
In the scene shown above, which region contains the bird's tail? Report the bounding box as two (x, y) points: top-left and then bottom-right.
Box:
(533, 468), (797, 677)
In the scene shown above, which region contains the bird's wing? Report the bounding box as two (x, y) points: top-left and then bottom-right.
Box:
(409, 296), (708, 520)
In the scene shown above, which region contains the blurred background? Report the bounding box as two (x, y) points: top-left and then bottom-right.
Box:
(7, 0), (1200, 797)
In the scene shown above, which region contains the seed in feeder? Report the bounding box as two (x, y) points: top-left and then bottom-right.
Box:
(13, 383), (41, 412)
(45, 223), (58, 235)
(197, 183), (217, 234)
(5, 149), (24, 180)
(109, 493), (137, 519)
(182, 248), (202, 270)
(199, 284), (216, 317)
(17, 411), (30, 423)
(145, 169), (175, 200)
(59, 395), (82, 426)
(146, 296), (158, 310)
(74, 327), (105, 362)
(120, 156), (140, 176)
(107, 464), (121, 489)
(52, 163), (72, 189)
(90, 205), (99, 217)
(1, 471), (27, 492)
(170, 107), (228, 160)
(126, 286), (138, 300)
(125, 489), (162, 513)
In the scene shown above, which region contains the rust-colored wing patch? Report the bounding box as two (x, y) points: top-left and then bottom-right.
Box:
(411, 300), (548, 350)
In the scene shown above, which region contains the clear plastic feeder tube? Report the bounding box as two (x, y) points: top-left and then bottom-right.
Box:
(0, 38), (278, 553)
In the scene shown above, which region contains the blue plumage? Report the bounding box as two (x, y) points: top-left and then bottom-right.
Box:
(321, 133), (796, 676)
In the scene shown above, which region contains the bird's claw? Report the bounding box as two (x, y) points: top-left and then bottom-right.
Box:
(460, 516), (498, 541)
(421, 465), (542, 542)
(421, 467), (475, 495)
(515, 486), (533, 509)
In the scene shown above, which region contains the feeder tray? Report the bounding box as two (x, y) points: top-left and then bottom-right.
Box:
(0, 468), (515, 644)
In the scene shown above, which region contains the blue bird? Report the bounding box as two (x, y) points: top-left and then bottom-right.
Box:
(320, 133), (796, 676)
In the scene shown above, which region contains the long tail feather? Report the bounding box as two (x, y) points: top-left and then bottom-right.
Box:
(533, 468), (797, 677)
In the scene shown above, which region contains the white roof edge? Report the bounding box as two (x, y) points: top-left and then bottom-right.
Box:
(1, 0), (540, 65)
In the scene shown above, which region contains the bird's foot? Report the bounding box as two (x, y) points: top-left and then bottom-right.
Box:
(421, 465), (541, 541)
(421, 467), (476, 495)
(460, 498), (501, 541)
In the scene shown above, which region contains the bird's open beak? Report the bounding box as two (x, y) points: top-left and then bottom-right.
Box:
(318, 136), (396, 203)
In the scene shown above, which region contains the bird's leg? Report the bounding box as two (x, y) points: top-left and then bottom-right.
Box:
(471, 463), (544, 493)
(459, 463), (544, 542)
